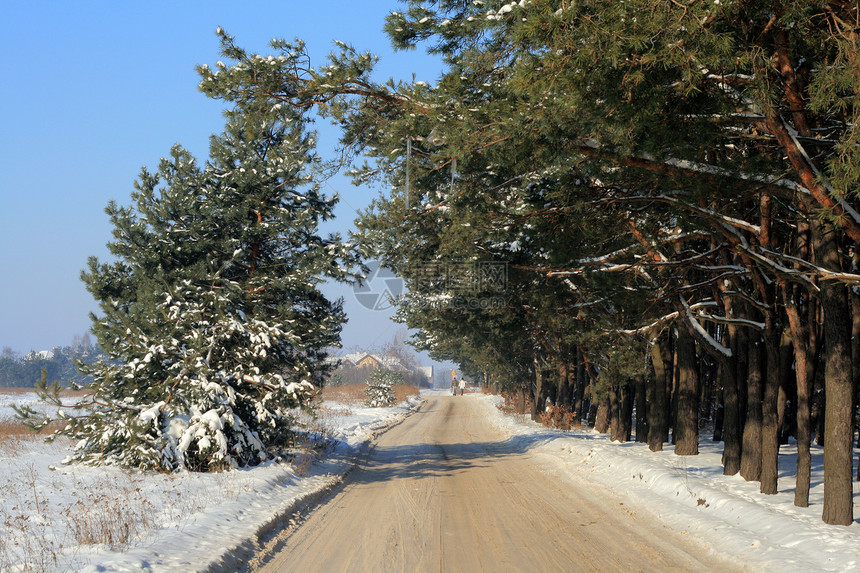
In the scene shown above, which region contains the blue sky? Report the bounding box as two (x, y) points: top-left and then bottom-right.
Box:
(0, 1), (448, 371)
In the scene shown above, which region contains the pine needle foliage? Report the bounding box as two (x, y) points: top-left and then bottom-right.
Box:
(101, 2), (859, 522)
(24, 98), (357, 472)
(364, 368), (401, 408)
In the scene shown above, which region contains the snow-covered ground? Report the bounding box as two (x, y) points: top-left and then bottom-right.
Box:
(1, 389), (858, 572)
(475, 393), (860, 572)
(0, 391), (420, 572)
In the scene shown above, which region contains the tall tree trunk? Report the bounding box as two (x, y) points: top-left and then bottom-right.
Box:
(531, 354), (544, 422)
(720, 350), (741, 476)
(648, 337), (670, 452)
(778, 329), (794, 445)
(516, 383), (527, 416)
(586, 398), (598, 428)
(718, 285), (741, 475)
(734, 324), (750, 432)
(594, 393), (610, 434)
(808, 291), (825, 448)
(814, 371), (826, 447)
(585, 357), (599, 427)
(557, 361), (571, 410)
(609, 385), (621, 442)
(814, 219), (855, 526)
(851, 284), (860, 482)
(611, 383), (633, 443)
(760, 324), (781, 495)
(635, 376), (648, 443)
(783, 281), (812, 507)
(573, 348), (586, 423)
(620, 382), (634, 442)
(700, 354), (716, 429)
(673, 327), (699, 456)
(545, 369), (558, 409)
(757, 189), (780, 495)
(713, 386), (724, 444)
(740, 338), (763, 482)
(671, 333), (680, 443)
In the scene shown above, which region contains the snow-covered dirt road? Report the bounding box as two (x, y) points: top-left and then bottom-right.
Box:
(246, 395), (742, 572)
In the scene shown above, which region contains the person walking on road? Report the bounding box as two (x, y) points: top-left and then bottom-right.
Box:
(458, 377), (466, 396)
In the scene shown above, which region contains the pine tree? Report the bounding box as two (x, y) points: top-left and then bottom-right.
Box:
(176, 5), (859, 522)
(29, 99), (357, 472)
(364, 368), (400, 408)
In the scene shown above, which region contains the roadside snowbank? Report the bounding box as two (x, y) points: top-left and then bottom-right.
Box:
(0, 394), (420, 573)
(475, 393), (859, 573)
(3, 391), (857, 572)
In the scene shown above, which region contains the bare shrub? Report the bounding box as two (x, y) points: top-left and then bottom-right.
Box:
(63, 493), (155, 547)
(539, 404), (582, 431)
(496, 393), (531, 422)
(310, 405), (353, 436)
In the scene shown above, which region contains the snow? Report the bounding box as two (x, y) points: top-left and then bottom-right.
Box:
(474, 394), (860, 572)
(1, 390), (858, 571)
(680, 295), (733, 357)
(0, 392), (420, 572)
(0, 391), (79, 418)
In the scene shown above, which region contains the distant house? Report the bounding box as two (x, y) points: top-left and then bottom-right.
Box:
(341, 352), (366, 365)
(355, 354), (385, 369)
(341, 352), (405, 371)
(334, 351), (432, 387)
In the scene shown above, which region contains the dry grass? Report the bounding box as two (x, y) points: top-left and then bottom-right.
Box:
(0, 388), (78, 443)
(392, 384), (421, 403)
(296, 404), (354, 448)
(496, 393), (531, 424)
(0, 419), (65, 438)
(0, 448), (252, 572)
(0, 387), (89, 398)
(0, 384), (422, 571)
(319, 384), (365, 404)
(320, 383), (420, 405)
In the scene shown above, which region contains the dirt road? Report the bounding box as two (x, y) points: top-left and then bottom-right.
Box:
(248, 395), (740, 572)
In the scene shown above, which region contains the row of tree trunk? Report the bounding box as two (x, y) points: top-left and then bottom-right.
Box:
(500, 275), (858, 525)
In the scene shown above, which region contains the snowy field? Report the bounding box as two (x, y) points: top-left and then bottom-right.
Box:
(1, 389), (858, 572)
(0, 391), (420, 572)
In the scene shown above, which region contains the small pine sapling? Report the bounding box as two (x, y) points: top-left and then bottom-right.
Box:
(364, 368), (401, 407)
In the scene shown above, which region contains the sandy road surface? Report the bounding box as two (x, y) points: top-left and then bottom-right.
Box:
(247, 395), (741, 572)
